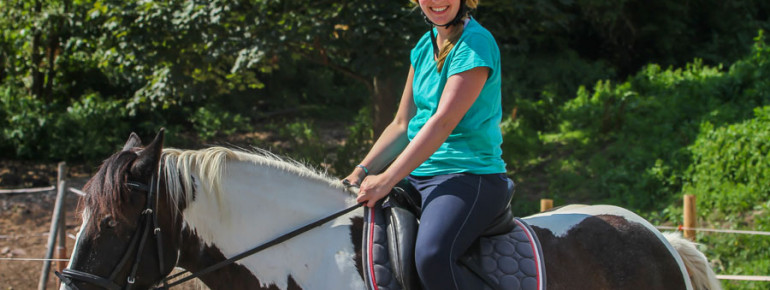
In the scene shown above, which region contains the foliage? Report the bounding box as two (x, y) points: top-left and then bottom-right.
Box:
(331, 107), (375, 175)
(684, 107), (770, 220)
(0, 89), (131, 161)
(683, 107), (770, 290)
(513, 32), (770, 214)
(273, 120), (327, 167)
(480, 0), (770, 134)
(190, 106), (251, 142)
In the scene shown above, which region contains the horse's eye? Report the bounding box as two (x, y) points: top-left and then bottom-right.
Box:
(102, 215), (118, 228)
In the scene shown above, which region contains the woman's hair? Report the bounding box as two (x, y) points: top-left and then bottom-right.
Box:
(412, 0), (479, 72)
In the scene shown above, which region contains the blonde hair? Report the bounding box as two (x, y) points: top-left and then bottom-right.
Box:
(412, 0), (479, 72)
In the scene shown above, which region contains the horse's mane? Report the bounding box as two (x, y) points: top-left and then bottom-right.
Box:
(83, 146), (344, 225)
(161, 146), (345, 211)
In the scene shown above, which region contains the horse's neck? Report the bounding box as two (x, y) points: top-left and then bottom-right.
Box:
(179, 160), (363, 289)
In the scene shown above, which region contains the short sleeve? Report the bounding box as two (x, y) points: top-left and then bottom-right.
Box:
(411, 31), (432, 68)
(446, 32), (496, 76)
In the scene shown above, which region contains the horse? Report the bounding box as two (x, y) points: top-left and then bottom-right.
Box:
(59, 130), (721, 290)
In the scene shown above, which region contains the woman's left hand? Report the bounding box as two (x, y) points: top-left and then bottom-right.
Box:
(357, 174), (396, 207)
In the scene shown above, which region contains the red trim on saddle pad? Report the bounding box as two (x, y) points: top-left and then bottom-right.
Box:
(366, 206), (379, 290)
(514, 219), (545, 290)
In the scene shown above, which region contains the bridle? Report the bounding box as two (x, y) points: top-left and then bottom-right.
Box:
(57, 175), (168, 290)
(57, 175), (363, 289)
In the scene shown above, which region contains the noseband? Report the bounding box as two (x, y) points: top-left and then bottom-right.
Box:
(56, 176), (169, 290)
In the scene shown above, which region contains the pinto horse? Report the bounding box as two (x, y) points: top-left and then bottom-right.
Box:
(60, 130), (721, 290)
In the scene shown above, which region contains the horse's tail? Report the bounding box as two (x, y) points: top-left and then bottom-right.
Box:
(663, 232), (722, 290)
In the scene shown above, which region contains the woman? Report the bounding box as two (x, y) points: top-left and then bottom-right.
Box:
(343, 0), (510, 289)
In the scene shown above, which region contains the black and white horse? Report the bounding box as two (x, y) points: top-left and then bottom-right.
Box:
(60, 131), (720, 289)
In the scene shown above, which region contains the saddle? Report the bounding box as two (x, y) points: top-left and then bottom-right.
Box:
(362, 179), (546, 290)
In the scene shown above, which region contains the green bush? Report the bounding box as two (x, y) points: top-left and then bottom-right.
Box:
(332, 107), (374, 176)
(683, 107), (770, 290)
(519, 31), (770, 213)
(684, 107), (770, 220)
(49, 92), (132, 161)
(190, 105), (252, 142)
(0, 90), (132, 161)
(0, 85), (48, 159)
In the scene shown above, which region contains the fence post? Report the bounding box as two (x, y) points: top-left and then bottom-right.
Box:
(56, 162), (68, 272)
(540, 199), (553, 212)
(38, 178), (67, 290)
(683, 194), (697, 241)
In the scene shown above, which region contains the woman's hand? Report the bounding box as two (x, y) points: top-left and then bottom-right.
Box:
(357, 174), (397, 207)
(342, 166), (367, 186)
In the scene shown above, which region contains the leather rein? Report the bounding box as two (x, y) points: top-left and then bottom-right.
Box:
(57, 176), (363, 289)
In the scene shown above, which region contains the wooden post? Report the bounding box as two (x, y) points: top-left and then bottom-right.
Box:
(39, 179), (67, 290)
(683, 194), (696, 241)
(56, 162), (68, 272)
(540, 199), (553, 212)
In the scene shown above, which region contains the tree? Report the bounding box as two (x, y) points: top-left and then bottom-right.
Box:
(248, 0), (423, 135)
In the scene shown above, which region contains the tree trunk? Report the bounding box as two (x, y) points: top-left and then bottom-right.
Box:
(30, 0), (44, 99)
(372, 75), (398, 138)
(44, 22), (60, 102)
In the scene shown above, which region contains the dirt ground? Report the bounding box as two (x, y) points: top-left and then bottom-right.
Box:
(0, 161), (201, 290)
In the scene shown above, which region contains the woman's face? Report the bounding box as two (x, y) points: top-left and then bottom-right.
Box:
(418, 0), (462, 26)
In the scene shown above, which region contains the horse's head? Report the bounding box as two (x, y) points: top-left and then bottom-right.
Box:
(60, 129), (184, 290)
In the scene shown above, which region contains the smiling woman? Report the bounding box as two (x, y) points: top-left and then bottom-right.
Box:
(342, 0), (511, 289)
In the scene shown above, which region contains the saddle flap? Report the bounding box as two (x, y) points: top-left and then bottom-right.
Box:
(386, 205), (420, 290)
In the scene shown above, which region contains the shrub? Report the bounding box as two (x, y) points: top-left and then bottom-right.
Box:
(331, 107), (374, 176)
(0, 90), (132, 161)
(524, 31), (770, 212)
(190, 105), (252, 142)
(684, 107), (770, 220)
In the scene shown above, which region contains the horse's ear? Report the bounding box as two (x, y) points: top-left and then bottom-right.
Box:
(123, 132), (143, 151)
(132, 129), (165, 175)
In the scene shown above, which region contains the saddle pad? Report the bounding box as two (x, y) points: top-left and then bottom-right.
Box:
(468, 218), (547, 290)
(363, 204), (547, 290)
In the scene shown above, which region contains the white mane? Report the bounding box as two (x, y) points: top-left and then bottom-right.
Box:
(160, 146), (346, 211)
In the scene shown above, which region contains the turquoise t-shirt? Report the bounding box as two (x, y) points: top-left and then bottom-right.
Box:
(408, 18), (506, 176)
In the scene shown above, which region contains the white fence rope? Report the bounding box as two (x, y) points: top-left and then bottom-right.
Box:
(0, 257), (69, 262)
(0, 186), (55, 194)
(0, 233), (77, 240)
(656, 225), (770, 236)
(68, 187), (85, 196)
(716, 275), (770, 282)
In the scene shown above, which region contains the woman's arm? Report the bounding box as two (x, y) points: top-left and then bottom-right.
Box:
(343, 66), (417, 185)
(357, 66), (489, 207)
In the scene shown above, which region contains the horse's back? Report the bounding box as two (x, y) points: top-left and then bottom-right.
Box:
(523, 205), (693, 290)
